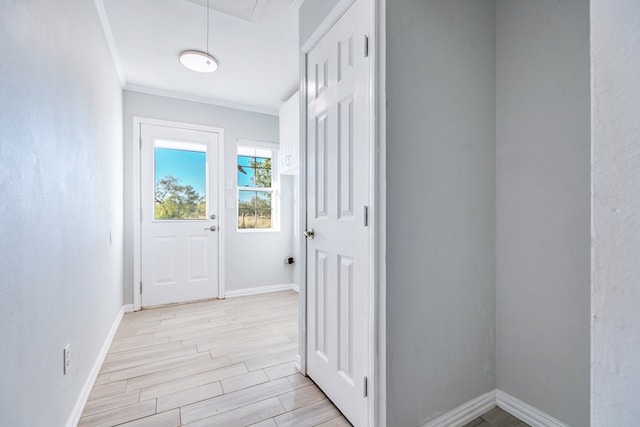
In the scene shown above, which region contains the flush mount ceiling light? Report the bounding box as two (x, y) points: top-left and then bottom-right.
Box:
(179, 50), (218, 73)
(179, 0), (219, 73)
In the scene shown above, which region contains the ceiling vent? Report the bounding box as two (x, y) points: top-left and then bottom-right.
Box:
(183, 0), (267, 23)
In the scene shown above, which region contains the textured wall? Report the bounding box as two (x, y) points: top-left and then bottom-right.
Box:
(386, 1), (497, 425)
(122, 91), (293, 303)
(591, 0), (640, 424)
(495, 1), (591, 425)
(0, 0), (124, 424)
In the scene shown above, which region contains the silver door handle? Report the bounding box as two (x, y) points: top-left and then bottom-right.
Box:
(204, 226), (217, 232)
(304, 228), (315, 240)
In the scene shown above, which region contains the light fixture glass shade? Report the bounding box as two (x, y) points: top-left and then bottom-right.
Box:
(179, 50), (219, 73)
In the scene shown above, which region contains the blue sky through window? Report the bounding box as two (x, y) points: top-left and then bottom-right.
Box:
(155, 148), (206, 195)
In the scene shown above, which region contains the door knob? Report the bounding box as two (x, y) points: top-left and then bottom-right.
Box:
(204, 226), (217, 232)
(304, 228), (315, 240)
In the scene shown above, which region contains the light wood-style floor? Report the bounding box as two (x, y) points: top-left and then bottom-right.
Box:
(79, 291), (351, 427)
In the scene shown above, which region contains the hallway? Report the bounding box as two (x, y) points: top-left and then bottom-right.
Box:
(79, 291), (350, 426)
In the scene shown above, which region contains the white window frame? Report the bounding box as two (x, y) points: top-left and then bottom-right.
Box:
(236, 139), (280, 232)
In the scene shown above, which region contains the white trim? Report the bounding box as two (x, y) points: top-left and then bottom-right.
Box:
(295, 354), (302, 372)
(66, 306), (124, 427)
(301, 0), (356, 52)
(125, 84), (279, 116)
(132, 117), (226, 310)
(417, 390), (570, 427)
(92, 0), (126, 87)
(291, 0), (305, 11)
(297, 48), (308, 377)
(422, 391), (497, 427)
(123, 304), (135, 313)
(224, 284), (296, 298)
(374, 0), (386, 425)
(497, 390), (570, 427)
(237, 138), (279, 150)
(291, 283), (300, 293)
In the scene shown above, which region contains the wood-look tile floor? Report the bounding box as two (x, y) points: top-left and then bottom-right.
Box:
(463, 407), (529, 427)
(79, 291), (351, 427)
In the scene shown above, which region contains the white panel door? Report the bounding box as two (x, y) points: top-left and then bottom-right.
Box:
(306, 0), (370, 425)
(141, 124), (220, 307)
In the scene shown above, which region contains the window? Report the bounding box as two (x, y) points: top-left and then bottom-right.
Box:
(154, 142), (207, 221)
(237, 143), (278, 230)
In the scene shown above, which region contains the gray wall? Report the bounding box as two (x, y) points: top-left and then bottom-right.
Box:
(495, 1), (591, 426)
(0, 0), (124, 425)
(385, 1), (497, 425)
(299, 0), (341, 46)
(591, 0), (640, 424)
(123, 91), (294, 303)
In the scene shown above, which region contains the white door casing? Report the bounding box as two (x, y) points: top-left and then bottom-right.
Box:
(306, 0), (371, 425)
(140, 124), (221, 307)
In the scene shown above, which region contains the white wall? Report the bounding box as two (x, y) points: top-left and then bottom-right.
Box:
(591, 0), (640, 424)
(496, 1), (591, 426)
(123, 91), (294, 303)
(385, 1), (497, 425)
(0, 1), (124, 425)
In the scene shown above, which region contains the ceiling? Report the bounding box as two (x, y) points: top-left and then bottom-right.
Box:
(102, 0), (299, 114)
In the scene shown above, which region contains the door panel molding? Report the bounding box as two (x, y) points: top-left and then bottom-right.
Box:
(132, 117), (225, 311)
(302, 0), (377, 425)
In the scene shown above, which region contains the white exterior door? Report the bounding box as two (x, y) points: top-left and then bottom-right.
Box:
(306, 0), (371, 425)
(141, 124), (220, 307)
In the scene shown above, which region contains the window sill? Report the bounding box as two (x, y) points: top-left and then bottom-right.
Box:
(236, 228), (281, 234)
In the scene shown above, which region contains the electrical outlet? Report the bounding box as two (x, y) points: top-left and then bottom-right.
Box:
(63, 344), (71, 375)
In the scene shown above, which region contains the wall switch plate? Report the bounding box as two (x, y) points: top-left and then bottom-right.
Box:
(63, 343), (71, 375)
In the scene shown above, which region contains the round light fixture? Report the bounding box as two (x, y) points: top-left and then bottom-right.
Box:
(179, 50), (218, 73)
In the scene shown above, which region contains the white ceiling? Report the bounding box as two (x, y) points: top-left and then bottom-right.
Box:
(102, 0), (299, 114)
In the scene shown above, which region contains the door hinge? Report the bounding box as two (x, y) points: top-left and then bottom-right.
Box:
(140, 281), (143, 294)
(364, 35), (369, 57)
(364, 205), (369, 227)
(363, 376), (368, 397)
(139, 135), (142, 149)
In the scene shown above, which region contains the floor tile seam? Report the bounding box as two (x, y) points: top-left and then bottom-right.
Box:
(180, 393), (288, 425)
(105, 352), (212, 379)
(80, 397), (158, 424)
(80, 390), (141, 417)
(125, 361), (242, 392)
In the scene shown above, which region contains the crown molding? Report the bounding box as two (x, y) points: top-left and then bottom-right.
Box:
(124, 84), (279, 116)
(93, 0), (126, 88)
(291, 0), (305, 10)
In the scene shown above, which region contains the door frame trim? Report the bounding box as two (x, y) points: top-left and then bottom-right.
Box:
(299, 0), (382, 425)
(132, 117), (226, 311)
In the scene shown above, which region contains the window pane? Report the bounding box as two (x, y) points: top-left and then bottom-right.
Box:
(257, 191), (272, 209)
(239, 190), (257, 208)
(252, 159), (272, 188)
(238, 208), (256, 229)
(155, 148), (206, 220)
(256, 210), (272, 229)
(238, 155), (253, 168)
(237, 166), (255, 187)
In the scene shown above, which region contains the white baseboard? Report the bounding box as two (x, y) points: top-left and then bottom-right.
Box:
(497, 390), (569, 427)
(225, 283), (296, 298)
(291, 283), (300, 293)
(66, 306), (125, 427)
(295, 354), (302, 373)
(420, 389), (569, 427)
(123, 304), (135, 313)
(422, 391), (496, 427)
